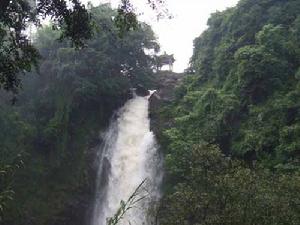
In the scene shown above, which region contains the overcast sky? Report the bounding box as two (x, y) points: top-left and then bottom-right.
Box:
(86, 0), (239, 72)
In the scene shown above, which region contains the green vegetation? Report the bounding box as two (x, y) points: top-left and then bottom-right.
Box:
(0, 4), (157, 225)
(0, 0), (163, 94)
(157, 0), (300, 224)
(0, 0), (93, 94)
(1, 0), (300, 224)
(107, 179), (148, 225)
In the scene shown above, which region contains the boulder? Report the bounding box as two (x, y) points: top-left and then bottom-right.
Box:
(135, 84), (150, 96)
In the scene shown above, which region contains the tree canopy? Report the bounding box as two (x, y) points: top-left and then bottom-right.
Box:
(0, 0), (94, 94)
(0, 4), (158, 224)
(0, 0), (165, 94)
(156, 0), (300, 224)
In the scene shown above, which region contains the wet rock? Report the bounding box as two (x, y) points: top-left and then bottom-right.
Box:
(149, 71), (184, 109)
(152, 71), (184, 102)
(135, 84), (150, 96)
(149, 71), (184, 134)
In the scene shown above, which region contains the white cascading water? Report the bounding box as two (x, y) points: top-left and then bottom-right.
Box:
(91, 91), (162, 225)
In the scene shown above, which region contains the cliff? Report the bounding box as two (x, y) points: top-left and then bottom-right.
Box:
(149, 71), (184, 143)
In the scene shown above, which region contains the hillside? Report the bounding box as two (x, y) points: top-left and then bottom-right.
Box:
(154, 0), (300, 224)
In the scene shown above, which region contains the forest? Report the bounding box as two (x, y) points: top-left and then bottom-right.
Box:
(157, 0), (300, 224)
(0, 3), (158, 224)
(0, 0), (300, 225)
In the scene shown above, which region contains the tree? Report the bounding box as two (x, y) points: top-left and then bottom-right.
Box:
(0, 0), (93, 94)
(159, 144), (300, 225)
(0, 0), (168, 95)
(0, 4), (159, 224)
(156, 1), (300, 224)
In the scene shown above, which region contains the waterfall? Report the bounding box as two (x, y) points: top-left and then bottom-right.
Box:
(91, 91), (162, 225)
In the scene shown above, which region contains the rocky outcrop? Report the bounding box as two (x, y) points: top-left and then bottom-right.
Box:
(149, 71), (184, 135)
(150, 71), (184, 102)
(135, 84), (150, 96)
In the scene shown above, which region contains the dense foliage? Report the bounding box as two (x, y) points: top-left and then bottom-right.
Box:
(0, 4), (158, 225)
(0, 0), (94, 94)
(157, 0), (300, 224)
(0, 0), (164, 94)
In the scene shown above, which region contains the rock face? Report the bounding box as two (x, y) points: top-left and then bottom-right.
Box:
(150, 71), (184, 102)
(135, 84), (150, 96)
(149, 71), (184, 135)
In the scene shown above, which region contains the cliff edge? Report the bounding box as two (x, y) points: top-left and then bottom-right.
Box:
(149, 71), (184, 136)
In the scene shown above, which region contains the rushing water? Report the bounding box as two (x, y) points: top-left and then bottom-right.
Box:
(91, 91), (162, 225)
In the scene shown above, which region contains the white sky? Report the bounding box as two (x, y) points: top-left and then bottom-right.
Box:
(85, 0), (239, 72)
